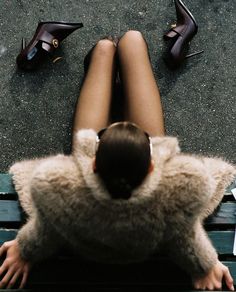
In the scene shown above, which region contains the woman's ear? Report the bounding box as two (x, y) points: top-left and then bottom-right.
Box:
(148, 159), (155, 173)
(92, 158), (97, 173)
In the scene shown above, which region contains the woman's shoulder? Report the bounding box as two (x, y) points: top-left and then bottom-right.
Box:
(161, 152), (212, 189)
(157, 153), (214, 216)
(151, 135), (180, 165)
(30, 154), (81, 188)
(73, 129), (97, 158)
(9, 154), (81, 217)
(29, 154), (86, 214)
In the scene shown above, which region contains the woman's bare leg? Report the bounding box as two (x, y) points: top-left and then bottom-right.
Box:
(117, 30), (165, 137)
(72, 39), (116, 149)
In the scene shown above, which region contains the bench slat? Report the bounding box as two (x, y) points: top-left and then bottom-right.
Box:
(0, 200), (235, 225)
(0, 174), (15, 195)
(208, 231), (234, 254)
(205, 203), (236, 225)
(0, 201), (21, 222)
(0, 229), (17, 244)
(2, 201), (236, 226)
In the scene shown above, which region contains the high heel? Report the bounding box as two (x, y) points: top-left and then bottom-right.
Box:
(16, 21), (83, 71)
(163, 0), (203, 69)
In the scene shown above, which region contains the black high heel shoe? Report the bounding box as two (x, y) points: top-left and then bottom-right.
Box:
(16, 21), (83, 71)
(163, 0), (203, 69)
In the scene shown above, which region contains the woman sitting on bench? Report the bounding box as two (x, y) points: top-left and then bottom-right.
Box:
(0, 31), (235, 290)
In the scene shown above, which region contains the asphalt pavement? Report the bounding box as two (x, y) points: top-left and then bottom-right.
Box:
(0, 0), (235, 171)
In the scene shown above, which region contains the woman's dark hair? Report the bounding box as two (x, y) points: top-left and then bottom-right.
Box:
(95, 122), (152, 200)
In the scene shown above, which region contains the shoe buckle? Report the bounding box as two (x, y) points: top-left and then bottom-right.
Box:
(171, 23), (177, 28)
(52, 39), (59, 48)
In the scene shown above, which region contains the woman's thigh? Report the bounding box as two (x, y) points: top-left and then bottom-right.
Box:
(117, 31), (165, 137)
(72, 39), (116, 136)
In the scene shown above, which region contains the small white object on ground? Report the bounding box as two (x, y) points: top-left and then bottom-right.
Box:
(231, 188), (236, 200)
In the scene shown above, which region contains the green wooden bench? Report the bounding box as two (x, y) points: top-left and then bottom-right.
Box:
(0, 173), (236, 291)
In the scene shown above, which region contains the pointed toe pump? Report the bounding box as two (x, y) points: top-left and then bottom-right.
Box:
(16, 21), (83, 71)
(163, 0), (203, 69)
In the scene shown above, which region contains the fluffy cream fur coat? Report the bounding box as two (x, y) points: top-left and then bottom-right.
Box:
(9, 129), (236, 277)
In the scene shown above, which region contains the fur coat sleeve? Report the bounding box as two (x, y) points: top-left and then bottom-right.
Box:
(9, 156), (67, 262)
(199, 156), (236, 219)
(159, 154), (236, 276)
(16, 208), (64, 263)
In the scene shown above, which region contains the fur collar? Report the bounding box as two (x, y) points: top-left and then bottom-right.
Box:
(73, 129), (180, 201)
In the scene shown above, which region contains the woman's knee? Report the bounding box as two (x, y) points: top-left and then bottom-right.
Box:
(118, 30), (146, 48)
(93, 39), (116, 57)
